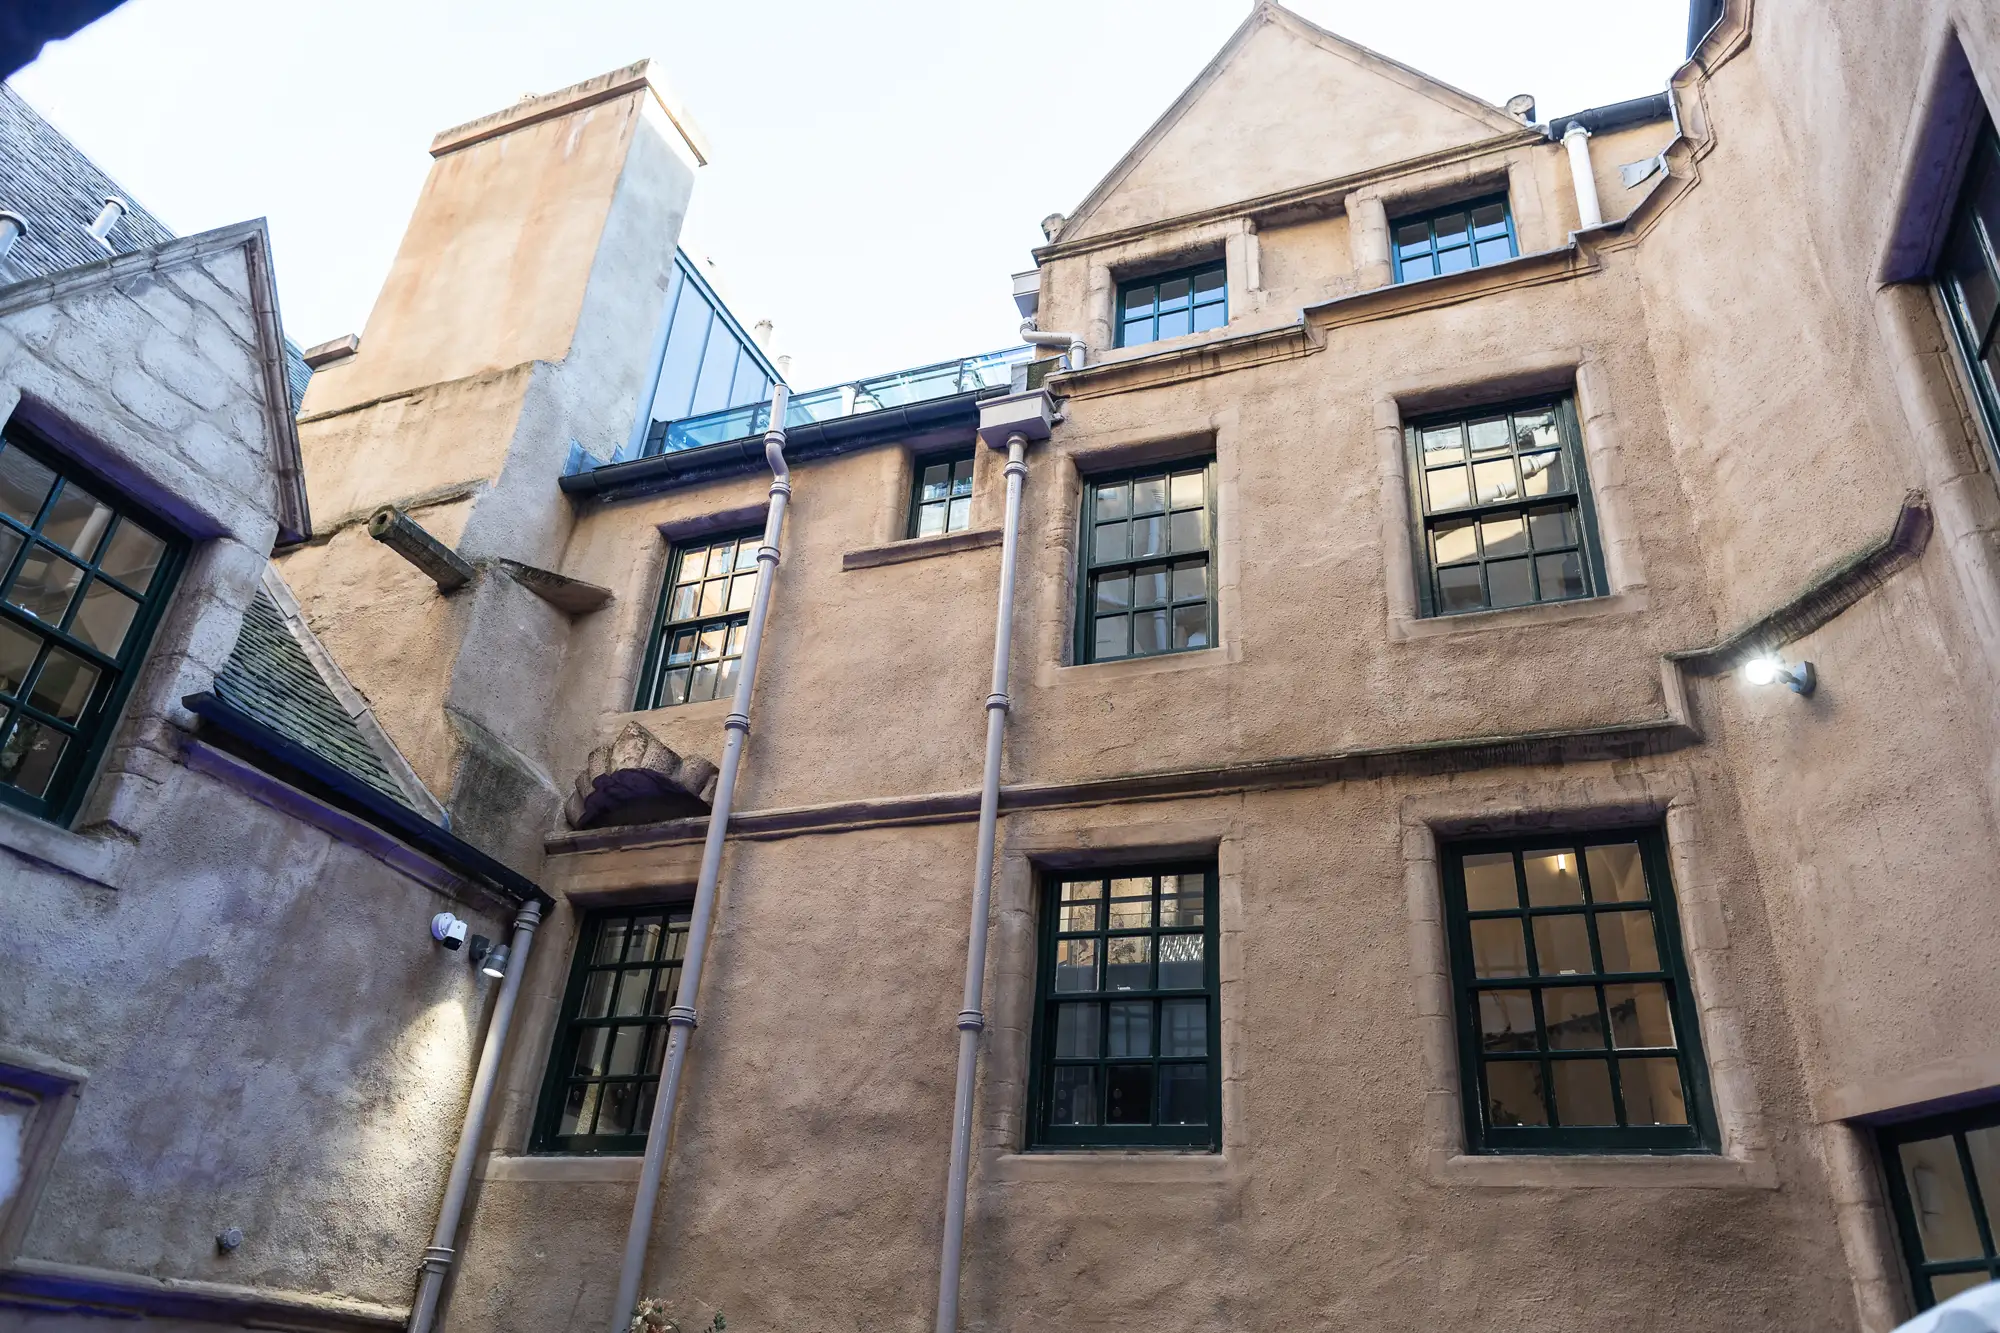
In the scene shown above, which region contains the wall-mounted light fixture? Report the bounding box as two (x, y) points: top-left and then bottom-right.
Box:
(1744, 654), (1816, 696)
(431, 912), (469, 950)
(480, 944), (511, 980)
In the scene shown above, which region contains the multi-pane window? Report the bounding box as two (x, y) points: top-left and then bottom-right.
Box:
(1079, 461), (1214, 663)
(1117, 263), (1226, 347)
(1880, 1105), (2000, 1309)
(1442, 829), (1716, 1153)
(534, 906), (691, 1154)
(1406, 397), (1602, 617)
(910, 451), (974, 538)
(1030, 866), (1220, 1149)
(1392, 194), (1517, 282)
(0, 425), (179, 820)
(1938, 121), (2000, 460)
(636, 532), (760, 710)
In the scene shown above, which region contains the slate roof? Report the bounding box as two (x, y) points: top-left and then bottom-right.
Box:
(212, 588), (413, 809)
(0, 84), (313, 409)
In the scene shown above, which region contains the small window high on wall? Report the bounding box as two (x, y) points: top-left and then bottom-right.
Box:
(1938, 120), (2000, 458)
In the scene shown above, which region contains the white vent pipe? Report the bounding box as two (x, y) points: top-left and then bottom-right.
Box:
(606, 383), (794, 1333)
(87, 196), (127, 252)
(932, 428), (1032, 1333)
(1018, 319), (1086, 371)
(407, 899), (544, 1333)
(1563, 124), (1604, 231)
(0, 211), (27, 270)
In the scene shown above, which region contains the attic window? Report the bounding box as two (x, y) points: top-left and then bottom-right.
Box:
(1117, 262), (1227, 347)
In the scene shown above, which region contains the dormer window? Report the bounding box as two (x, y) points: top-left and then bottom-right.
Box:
(1392, 195), (1517, 282)
(1117, 263), (1227, 347)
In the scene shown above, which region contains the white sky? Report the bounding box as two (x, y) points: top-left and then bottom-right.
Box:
(10, 0), (1687, 389)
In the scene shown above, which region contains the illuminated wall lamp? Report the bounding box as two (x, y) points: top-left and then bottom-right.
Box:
(1744, 654), (1816, 696)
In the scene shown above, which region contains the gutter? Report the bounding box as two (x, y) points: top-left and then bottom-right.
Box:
(561, 388), (1000, 502)
(181, 690), (546, 906)
(1544, 92), (1674, 140)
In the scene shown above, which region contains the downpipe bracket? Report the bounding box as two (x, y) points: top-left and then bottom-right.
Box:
(956, 1009), (985, 1033)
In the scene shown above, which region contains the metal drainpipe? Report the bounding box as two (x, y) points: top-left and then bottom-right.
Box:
(408, 898), (545, 1333)
(606, 384), (793, 1333)
(932, 429), (1031, 1333)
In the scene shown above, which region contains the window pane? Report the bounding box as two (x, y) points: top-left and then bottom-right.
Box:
(1527, 505), (1578, 550)
(1156, 278), (1191, 311)
(699, 579), (726, 617)
(1395, 222), (1432, 255)
(1470, 918), (1528, 978)
(1437, 564), (1483, 613)
(1932, 1271), (1993, 1303)
(1552, 1060), (1616, 1125)
(1133, 609), (1169, 656)
(1619, 1058), (1688, 1125)
(1192, 301), (1225, 332)
(1055, 939), (1098, 992)
(1160, 877), (1204, 926)
(689, 660), (719, 701)
(1171, 603), (1208, 650)
(1598, 910), (1662, 973)
(1462, 852), (1518, 911)
(1471, 202), (1509, 236)
(1107, 1001), (1151, 1058)
(1425, 466), (1470, 511)
(1401, 253), (1436, 280)
(1421, 424), (1464, 461)
(1061, 879), (1104, 901)
(1132, 476), (1166, 516)
(1514, 410), (1561, 451)
(1487, 557), (1534, 608)
(1105, 936), (1152, 991)
(1159, 1064), (1209, 1124)
(1605, 982), (1676, 1048)
(1157, 309), (1192, 339)
(1434, 212), (1470, 247)
(1170, 562), (1206, 603)
(661, 669), (690, 705)
(653, 285), (715, 422)
(0, 449), (57, 525)
(1094, 574), (1131, 614)
(1106, 1064), (1153, 1124)
(1158, 933), (1204, 989)
(1523, 850), (1584, 905)
(921, 463), (950, 502)
(1536, 550), (1587, 600)
(1543, 987), (1604, 1049)
(42, 482), (111, 558)
(1058, 898), (1099, 933)
(1122, 285), (1155, 320)
(1484, 1060), (1549, 1126)
(695, 624), (725, 660)
(1478, 990), (1537, 1052)
(1192, 268), (1225, 297)
(63, 579), (136, 657)
(734, 542), (758, 571)
(1520, 450), (1568, 496)
(571, 1026), (610, 1076)
(27, 646), (97, 723)
(666, 630), (697, 665)
(1162, 998), (1207, 1056)
(1532, 915), (1592, 976)
(668, 584), (698, 620)
(0, 713), (65, 798)
(1107, 881), (1152, 929)
(1052, 1067), (1099, 1125)
(1168, 508), (1203, 553)
(1132, 515), (1166, 558)
(1094, 521), (1128, 562)
(1054, 1002), (1100, 1059)
(1472, 458), (1518, 504)
(1586, 843), (1648, 902)
(1122, 319), (1152, 347)
(1943, 218), (2000, 340)
(946, 497), (971, 531)
(1466, 417), (1511, 456)
(1170, 470), (1204, 509)
(1437, 246), (1474, 275)
(1967, 1126), (2000, 1241)
(728, 574), (756, 612)
(1094, 483), (1128, 521)
(1433, 518), (1477, 565)
(0, 620), (38, 696)
(689, 316), (741, 416)
(8, 545), (84, 625)
(1093, 615), (1129, 660)
(1476, 237), (1515, 265)
(1480, 513), (1528, 558)
(1902, 1137), (1984, 1262)
(1132, 566), (1169, 608)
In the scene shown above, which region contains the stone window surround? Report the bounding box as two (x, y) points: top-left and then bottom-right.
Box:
(1400, 771), (1775, 1189)
(0, 1044), (87, 1264)
(984, 816), (1248, 1185)
(1343, 152), (1553, 292)
(1028, 407), (1244, 687)
(841, 441), (1005, 570)
(1374, 346), (1651, 642)
(1067, 221), (1253, 366)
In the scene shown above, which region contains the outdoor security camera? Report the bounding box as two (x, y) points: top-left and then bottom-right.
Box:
(431, 912), (469, 950)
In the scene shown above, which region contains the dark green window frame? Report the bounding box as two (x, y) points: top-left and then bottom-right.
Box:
(1075, 459), (1216, 664)
(0, 421), (185, 824)
(1880, 1103), (2000, 1310)
(1937, 120), (2000, 465)
(1026, 864), (1221, 1150)
(635, 530), (762, 710)
(1442, 828), (1718, 1155)
(1391, 193), (1518, 283)
(533, 904), (691, 1154)
(909, 449), (975, 538)
(1405, 395), (1606, 618)
(1116, 262), (1226, 347)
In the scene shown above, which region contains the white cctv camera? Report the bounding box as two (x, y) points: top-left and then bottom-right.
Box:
(431, 912), (469, 950)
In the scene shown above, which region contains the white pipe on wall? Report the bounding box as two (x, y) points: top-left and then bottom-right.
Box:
(932, 429), (1032, 1333)
(606, 383), (794, 1333)
(407, 899), (544, 1333)
(1019, 320), (1086, 371)
(1563, 123), (1605, 231)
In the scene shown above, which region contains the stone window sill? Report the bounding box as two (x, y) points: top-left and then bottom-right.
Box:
(842, 527), (1002, 571)
(0, 799), (125, 890)
(1390, 589), (1648, 642)
(477, 1155), (644, 1184)
(1056, 644), (1231, 682)
(990, 1150), (1233, 1185)
(1429, 1150), (1775, 1190)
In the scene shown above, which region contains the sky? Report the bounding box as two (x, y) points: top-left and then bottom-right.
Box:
(10, 0), (1688, 389)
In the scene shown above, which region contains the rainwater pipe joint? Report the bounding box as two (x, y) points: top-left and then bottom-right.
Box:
(1019, 319), (1086, 372)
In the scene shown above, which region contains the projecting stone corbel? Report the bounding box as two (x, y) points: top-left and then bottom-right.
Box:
(496, 559), (613, 614)
(565, 723), (719, 830)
